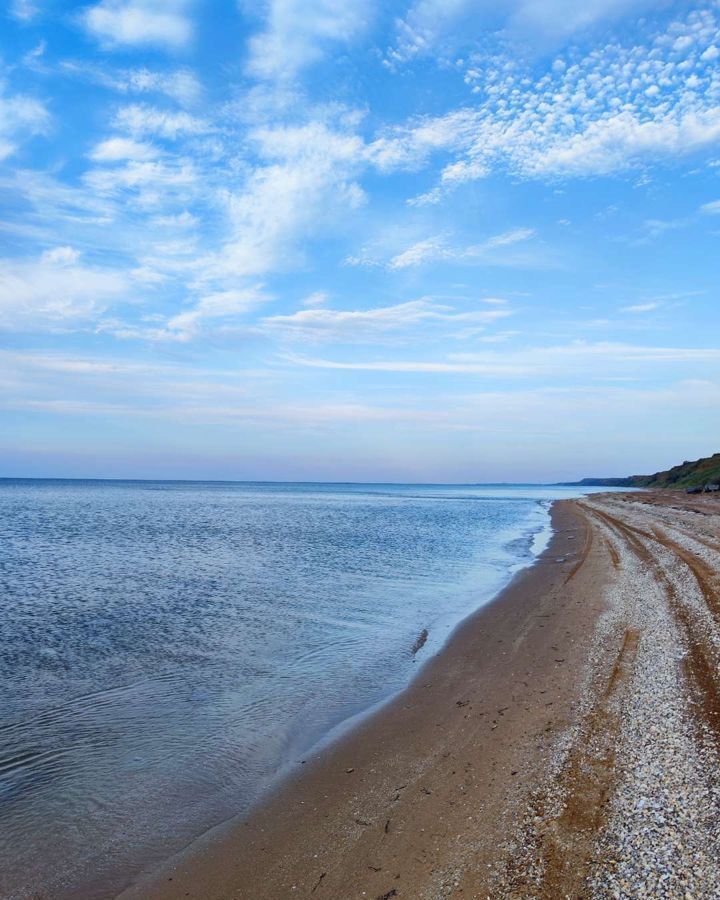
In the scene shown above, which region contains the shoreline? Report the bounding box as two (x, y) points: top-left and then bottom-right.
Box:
(118, 499), (599, 899)
(279, 495), (555, 763)
(120, 490), (720, 898)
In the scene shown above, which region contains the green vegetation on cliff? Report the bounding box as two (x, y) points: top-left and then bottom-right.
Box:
(569, 452), (720, 489)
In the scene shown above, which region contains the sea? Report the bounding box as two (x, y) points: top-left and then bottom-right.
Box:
(0, 479), (612, 898)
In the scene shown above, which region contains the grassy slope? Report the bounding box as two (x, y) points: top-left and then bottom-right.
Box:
(630, 452), (720, 488)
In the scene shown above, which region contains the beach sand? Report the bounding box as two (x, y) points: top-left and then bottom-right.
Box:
(119, 491), (720, 899)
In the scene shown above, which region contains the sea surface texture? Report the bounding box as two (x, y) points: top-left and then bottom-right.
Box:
(0, 480), (593, 898)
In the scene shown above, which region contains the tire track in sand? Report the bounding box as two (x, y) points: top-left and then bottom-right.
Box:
(584, 504), (720, 750)
(506, 506), (638, 898)
(530, 626), (640, 899)
(563, 516), (594, 585)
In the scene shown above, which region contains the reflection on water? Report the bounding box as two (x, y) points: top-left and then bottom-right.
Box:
(0, 480), (566, 898)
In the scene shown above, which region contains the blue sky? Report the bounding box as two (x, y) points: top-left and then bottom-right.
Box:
(1, 0), (719, 481)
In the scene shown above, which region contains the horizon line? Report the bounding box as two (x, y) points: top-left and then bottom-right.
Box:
(0, 476), (581, 487)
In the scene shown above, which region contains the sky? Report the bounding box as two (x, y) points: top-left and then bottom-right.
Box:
(1, 0), (719, 482)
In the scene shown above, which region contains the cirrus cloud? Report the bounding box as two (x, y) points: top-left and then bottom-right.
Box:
(262, 298), (511, 342)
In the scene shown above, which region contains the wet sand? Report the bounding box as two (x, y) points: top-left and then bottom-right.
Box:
(119, 492), (720, 899)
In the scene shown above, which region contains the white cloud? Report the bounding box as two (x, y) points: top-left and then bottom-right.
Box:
(90, 136), (159, 161)
(246, 0), (373, 81)
(130, 265), (169, 283)
(60, 63), (202, 106)
(532, 109), (720, 177)
(164, 287), (266, 338)
(368, 110), (479, 173)
(114, 286), (267, 341)
(380, 7), (720, 193)
(484, 227), (536, 248)
(22, 40), (47, 69)
(41, 246), (81, 265)
(0, 168), (116, 237)
(635, 217), (691, 243)
(386, 0), (480, 65)
(388, 235), (447, 269)
(207, 121), (365, 280)
(356, 228), (537, 270)
(82, 0), (194, 49)
(0, 351), (179, 377)
(119, 68), (201, 105)
(286, 354), (526, 375)
(113, 104), (207, 138)
(83, 159), (196, 200)
(10, 0), (39, 21)
(151, 210), (198, 227)
(302, 291), (328, 307)
(290, 341), (720, 376)
(0, 251), (127, 331)
(621, 302), (660, 313)
(0, 84), (49, 161)
(262, 299), (511, 342)
(701, 199), (720, 214)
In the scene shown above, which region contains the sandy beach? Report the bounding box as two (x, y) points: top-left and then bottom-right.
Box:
(119, 490), (720, 900)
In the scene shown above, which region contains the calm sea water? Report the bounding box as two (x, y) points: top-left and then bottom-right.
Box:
(0, 480), (600, 898)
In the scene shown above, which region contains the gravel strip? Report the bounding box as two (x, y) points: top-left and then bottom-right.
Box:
(586, 497), (720, 899)
(492, 495), (720, 898)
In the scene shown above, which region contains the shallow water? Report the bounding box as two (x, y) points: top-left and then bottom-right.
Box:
(0, 480), (598, 898)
